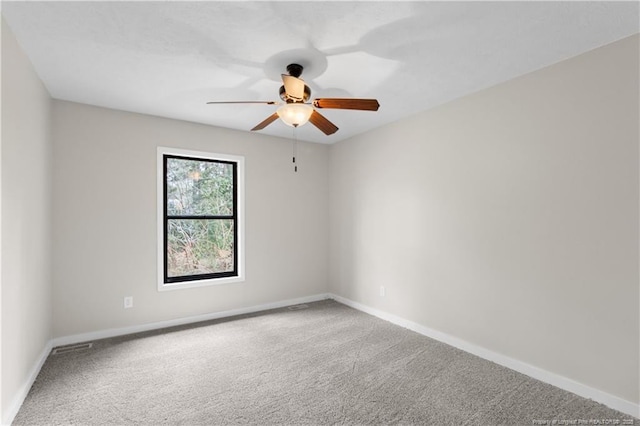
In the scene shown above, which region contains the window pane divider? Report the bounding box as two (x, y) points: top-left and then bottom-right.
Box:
(167, 215), (235, 220)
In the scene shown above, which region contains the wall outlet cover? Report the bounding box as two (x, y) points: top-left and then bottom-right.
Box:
(124, 297), (133, 309)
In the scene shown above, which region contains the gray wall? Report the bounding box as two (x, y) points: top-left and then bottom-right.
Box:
(1, 18), (53, 421)
(329, 34), (639, 404)
(51, 101), (329, 337)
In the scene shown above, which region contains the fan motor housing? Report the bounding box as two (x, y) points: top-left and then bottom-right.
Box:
(279, 85), (311, 103)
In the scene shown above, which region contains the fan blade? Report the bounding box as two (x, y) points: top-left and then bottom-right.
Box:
(251, 113), (279, 131)
(207, 101), (278, 105)
(309, 110), (339, 135)
(282, 74), (305, 101)
(313, 98), (380, 111)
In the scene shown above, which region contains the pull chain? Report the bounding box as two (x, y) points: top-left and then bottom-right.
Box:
(292, 127), (298, 173)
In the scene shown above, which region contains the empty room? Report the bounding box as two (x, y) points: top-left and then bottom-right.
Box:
(1, 1), (639, 425)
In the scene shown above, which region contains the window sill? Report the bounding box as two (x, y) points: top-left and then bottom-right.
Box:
(158, 275), (245, 292)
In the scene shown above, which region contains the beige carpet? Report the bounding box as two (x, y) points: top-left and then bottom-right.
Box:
(13, 300), (634, 425)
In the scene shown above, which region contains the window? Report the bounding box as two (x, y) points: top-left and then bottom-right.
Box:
(157, 147), (244, 290)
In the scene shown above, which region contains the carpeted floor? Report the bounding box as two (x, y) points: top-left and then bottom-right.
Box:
(13, 300), (634, 425)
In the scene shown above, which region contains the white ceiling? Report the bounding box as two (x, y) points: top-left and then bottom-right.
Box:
(3, 1), (638, 144)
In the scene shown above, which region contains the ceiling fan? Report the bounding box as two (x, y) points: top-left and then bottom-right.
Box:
(206, 63), (380, 136)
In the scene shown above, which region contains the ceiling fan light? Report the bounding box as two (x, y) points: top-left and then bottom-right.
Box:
(277, 103), (313, 127)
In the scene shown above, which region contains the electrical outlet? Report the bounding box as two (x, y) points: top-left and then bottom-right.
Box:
(380, 286), (386, 297)
(124, 296), (133, 309)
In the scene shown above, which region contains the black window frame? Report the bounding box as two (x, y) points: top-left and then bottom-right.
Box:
(162, 154), (239, 284)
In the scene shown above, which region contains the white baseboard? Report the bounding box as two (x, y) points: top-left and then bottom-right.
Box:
(328, 293), (639, 419)
(51, 293), (330, 348)
(3, 340), (53, 426)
